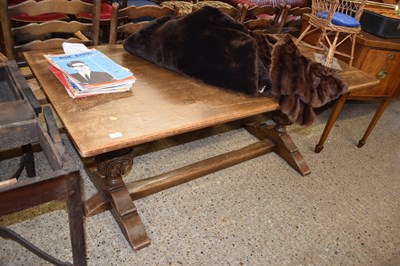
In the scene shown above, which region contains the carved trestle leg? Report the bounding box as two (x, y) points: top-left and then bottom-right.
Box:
(84, 148), (150, 250)
(244, 112), (311, 176)
(83, 115), (311, 250)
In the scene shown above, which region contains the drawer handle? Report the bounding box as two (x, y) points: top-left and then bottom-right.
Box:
(376, 70), (388, 80)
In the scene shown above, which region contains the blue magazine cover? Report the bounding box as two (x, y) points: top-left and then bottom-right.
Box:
(45, 49), (134, 87)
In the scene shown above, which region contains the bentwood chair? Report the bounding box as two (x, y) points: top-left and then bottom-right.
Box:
(109, 2), (176, 44)
(294, 0), (367, 67)
(243, 4), (289, 34)
(0, 0), (101, 65)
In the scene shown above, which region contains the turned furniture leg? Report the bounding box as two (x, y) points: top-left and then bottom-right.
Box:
(315, 93), (349, 153)
(357, 98), (391, 148)
(84, 148), (150, 250)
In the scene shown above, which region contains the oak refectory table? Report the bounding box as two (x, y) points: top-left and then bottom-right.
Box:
(23, 44), (379, 251)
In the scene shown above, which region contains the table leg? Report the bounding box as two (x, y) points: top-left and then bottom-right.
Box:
(357, 98), (391, 148)
(84, 116), (311, 250)
(84, 148), (150, 250)
(244, 113), (311, 176)
(314, 93), (348, 153)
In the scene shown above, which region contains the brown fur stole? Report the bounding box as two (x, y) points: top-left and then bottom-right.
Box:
(123, 7), (347, 126)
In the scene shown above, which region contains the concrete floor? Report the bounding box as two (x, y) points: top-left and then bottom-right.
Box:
(1, 98), (399, 265)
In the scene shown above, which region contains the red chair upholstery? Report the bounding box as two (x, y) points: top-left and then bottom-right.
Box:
(8, 0), (68, 22)
(77, 0), (112, 20)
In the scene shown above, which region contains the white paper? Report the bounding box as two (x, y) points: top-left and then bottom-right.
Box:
(109, 132), (123, 138)
(62, 42), (91, 55)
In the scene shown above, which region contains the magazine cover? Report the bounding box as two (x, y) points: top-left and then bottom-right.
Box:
(45, 49), (135, 88)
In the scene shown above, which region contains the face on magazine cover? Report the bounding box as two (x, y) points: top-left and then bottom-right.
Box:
(67, 60), (115, 84)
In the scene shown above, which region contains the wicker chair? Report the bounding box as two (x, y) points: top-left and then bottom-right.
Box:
(295, 0), (367, 67)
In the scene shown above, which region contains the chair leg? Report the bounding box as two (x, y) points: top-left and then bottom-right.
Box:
(324, 31), (339, 67)
(295, 23), (312, 46)
(348, 34), (356, 67)
(22, 144), (35, 177)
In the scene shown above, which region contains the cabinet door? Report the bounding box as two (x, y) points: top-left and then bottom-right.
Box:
(351, 48), (400, 97)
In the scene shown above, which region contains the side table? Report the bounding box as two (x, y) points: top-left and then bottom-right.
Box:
(314, 31), (400, 152)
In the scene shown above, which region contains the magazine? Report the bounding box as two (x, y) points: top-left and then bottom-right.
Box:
(49, 66), (131, 98)
(45, 49), (135, 97)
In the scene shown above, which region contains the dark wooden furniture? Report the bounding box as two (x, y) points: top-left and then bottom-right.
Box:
(0, 56), (86, 265)
(314, 31), (400, 152)
(192, 1), (246, 22)
(243, 4), (289, 33)
(23, 44), (378, 251)
(280, 6), (311, 37)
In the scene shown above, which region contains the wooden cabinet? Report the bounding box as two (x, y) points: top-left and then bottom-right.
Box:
(350, 31), (400, 98)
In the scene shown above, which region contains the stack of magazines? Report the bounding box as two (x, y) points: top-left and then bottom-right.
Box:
(45, 49), (135, 98)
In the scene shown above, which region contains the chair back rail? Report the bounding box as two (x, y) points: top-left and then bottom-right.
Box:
(0, 0), (101, 61)
(109, 3), (176, 44)
(279, 6), (311, 36)
(192, 3), (246, 22)
(7, 0), (95, 16)
(243, 4), (289, 33)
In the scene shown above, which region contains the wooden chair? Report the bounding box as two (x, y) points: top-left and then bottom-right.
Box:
(243, 4), (289, 34)
(109, 2), (176, 44)
(0, 54), (86, 266)
(294, 0), (367, 67)
(192, 2), (247, 22)
(7, 0), (70, 25)
(160, 1), (194, 16)
(279, 6), (311, 37)
(0, 0), (101, 64)
(76, 0), (114, 43)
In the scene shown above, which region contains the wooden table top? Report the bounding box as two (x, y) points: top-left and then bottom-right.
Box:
(24, 44), (378, 157)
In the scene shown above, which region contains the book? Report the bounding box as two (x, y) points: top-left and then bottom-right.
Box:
(45, 49), (135, 98)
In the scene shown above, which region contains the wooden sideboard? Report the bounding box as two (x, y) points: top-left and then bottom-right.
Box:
(350, 31), (400, 98)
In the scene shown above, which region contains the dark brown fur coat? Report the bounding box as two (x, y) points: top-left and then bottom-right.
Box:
(123, 7), (347, 126)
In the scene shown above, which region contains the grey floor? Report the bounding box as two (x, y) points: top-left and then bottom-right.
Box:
(1, 98), (399, 265)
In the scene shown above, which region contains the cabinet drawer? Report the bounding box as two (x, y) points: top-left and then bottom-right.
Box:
(351, 47), (400, 97)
